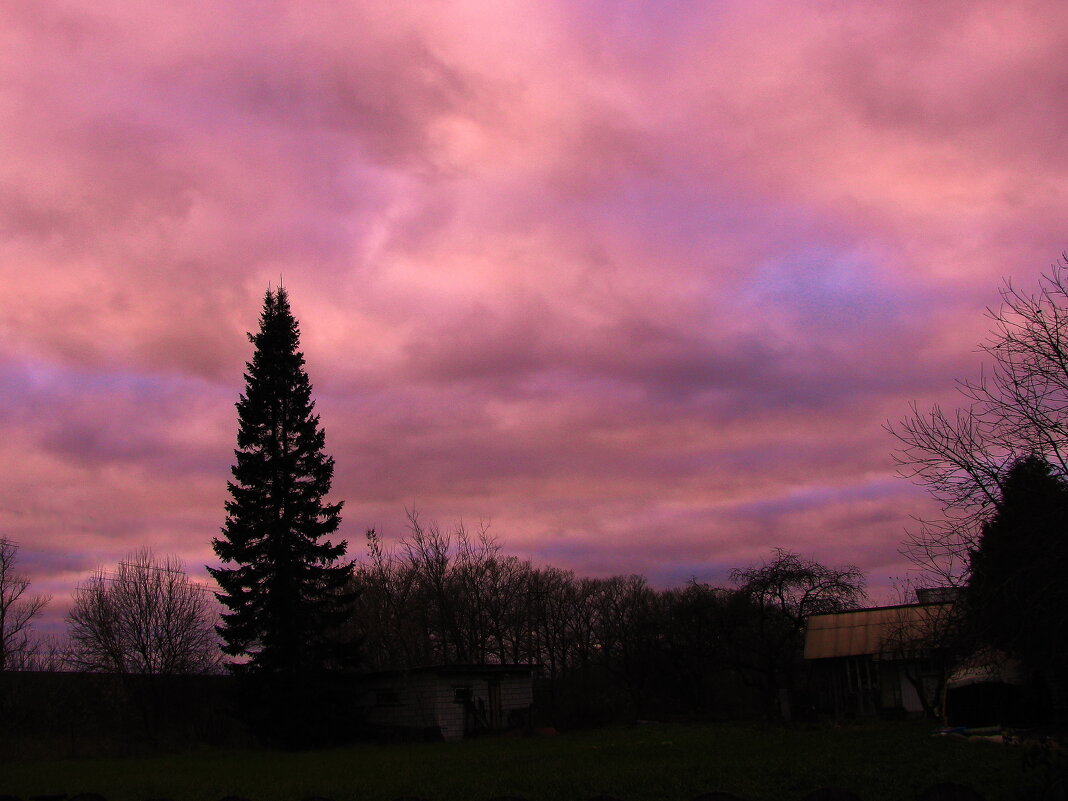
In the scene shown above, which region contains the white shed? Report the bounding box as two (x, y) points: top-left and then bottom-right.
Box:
(358, 664), (535, 740)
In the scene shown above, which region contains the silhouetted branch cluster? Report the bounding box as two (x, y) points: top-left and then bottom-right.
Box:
(66, 548), (218, 676)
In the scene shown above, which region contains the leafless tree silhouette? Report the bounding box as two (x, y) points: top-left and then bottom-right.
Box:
(67, 549), (220, 744)
(729, 548), (866, 716)
(0, 538), (49, 672)
(67, 548), (218, 675)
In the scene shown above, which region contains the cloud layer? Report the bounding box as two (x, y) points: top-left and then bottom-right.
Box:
(3, 0), (1068, 627)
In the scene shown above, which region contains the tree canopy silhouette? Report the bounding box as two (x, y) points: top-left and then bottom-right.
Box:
(965, 454), (1068, 696)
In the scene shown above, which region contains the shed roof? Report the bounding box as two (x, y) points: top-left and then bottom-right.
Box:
(804, 603), (953, 660)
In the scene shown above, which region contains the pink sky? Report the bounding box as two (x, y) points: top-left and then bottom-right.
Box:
(3, 1), (1068, 629)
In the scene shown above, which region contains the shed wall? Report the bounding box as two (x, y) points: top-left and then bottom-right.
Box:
(362, 674), (440, 732)
(360, 669), (534, 739)
(433, 672), (534, 738)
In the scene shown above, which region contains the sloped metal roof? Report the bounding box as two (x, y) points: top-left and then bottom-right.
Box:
(803, 603), (953, 660)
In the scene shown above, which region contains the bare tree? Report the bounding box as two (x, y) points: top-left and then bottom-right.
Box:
(877, 578), (965, 720)
(891, 260), (1068, 583)
(589, 574), (663, 718)
(349, 528), (434, 670)
(67, 549), (218, 675)
(19, 634), (68, 672)
(66, 549), (220, 745)
(730, 548), (866, 718)
(0, 538), (49, 672)
(730, 548), (867, 628)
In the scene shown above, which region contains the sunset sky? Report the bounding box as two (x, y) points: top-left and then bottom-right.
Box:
(4, 1), (1068, 629)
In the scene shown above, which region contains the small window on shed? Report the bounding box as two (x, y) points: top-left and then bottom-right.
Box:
(454, 686), (472, 703)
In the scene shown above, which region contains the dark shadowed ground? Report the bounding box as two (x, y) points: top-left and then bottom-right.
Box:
(0, 720), (1042, 801)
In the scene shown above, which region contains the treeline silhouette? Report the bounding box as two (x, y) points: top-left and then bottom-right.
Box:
(0, 520), (864, 748)
(345, 513), (865, 726)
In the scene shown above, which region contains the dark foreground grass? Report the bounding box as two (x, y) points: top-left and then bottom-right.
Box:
(0, 720), (1037, 801)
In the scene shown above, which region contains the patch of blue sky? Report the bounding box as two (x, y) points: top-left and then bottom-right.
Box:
(745, 245), (922, 331)
(14, 357), (230, 402)
(728, 477), (907, 522)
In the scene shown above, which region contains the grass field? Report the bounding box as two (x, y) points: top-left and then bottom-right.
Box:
(0, 720), (1042, 801)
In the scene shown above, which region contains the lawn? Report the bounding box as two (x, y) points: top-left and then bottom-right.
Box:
(0, 720), (1040, 801)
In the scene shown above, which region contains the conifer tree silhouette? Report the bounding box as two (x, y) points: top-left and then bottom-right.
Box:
(211, 287), (356, 683)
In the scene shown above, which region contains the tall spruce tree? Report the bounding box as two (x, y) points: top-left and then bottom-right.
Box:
(210, 287), (356, 679)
